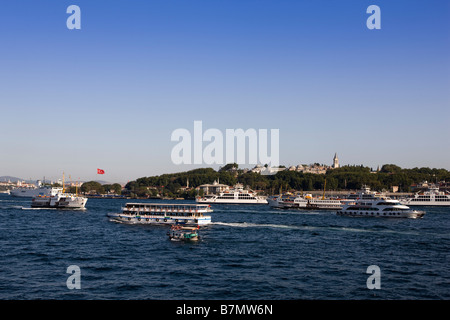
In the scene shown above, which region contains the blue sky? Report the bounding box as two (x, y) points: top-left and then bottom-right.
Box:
(0, 0), (449, 183)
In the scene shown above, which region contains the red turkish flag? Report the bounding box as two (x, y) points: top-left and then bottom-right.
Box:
(97, 168), (105, 174)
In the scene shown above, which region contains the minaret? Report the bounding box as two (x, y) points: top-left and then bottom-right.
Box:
(332, 153), (340, 169)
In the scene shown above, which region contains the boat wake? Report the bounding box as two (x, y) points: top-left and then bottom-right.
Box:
(0, 205), (27, 210)
(270, 209), (322, 215)
(21, 207), (57, 210)
(212, 221), (310, 230)
(211, 221), (424, 236)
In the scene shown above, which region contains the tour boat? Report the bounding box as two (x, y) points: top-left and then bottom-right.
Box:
(337, 187), (425, 219)
(107, 203), (212, 225)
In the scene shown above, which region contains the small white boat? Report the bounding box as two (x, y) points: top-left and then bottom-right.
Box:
(167, 225), (200, 241)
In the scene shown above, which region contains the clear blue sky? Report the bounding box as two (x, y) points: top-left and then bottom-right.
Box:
(0, 0), (449, 183)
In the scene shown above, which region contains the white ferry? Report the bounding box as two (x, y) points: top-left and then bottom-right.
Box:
(196, 184), (267, 204)
(107, 203), (212, 225)
(400, 185), (450, 206)
(296, 195), (343, 210)
(268, 193), (342, 210)
(11, 185), (63, 198)
(268, 194), (297, 208)
(343, 186), (384, 202)
(337, 187), (425, 219)
(31, 193), (87, 209)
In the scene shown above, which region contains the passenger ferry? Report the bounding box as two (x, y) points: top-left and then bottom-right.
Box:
(31, 193), (87, 209)
(196, 184), (267, 204)
(267, 194), (297, 208)
(296, 196), (343, 210)
(400, 185), (450, 206)
(107, 203), (212, 225)
(337, 187), (425, 219)
(30, 173), (86, 209)
(268, 193), (342, 210)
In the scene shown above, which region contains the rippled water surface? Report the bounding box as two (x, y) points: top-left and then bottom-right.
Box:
(0, 194), (449, 299)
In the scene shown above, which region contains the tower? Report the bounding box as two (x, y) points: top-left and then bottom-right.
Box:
(332, 153), (340, 169)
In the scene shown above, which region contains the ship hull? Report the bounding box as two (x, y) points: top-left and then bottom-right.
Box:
(107, 213), (211, 225)
(337, 209), (425, 219)
(268, 196), (342, 210)
(399, 201), (450, 207)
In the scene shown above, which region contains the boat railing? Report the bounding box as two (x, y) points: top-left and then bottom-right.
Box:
(122, 205), (209, 216)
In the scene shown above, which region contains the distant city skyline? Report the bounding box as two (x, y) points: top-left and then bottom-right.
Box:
(0, 152), (446, 185)
(1, 0), (449, 183)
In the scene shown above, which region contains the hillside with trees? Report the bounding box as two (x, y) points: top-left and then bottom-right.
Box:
(122, 164), (450, 198)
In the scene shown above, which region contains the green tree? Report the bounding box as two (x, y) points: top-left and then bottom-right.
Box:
(81, 181), (104, 194)
(307, 179), (313, 191)
(380, 164), (402, 174)
(219, 163), (238, 172)
(123, 163), (450, 195)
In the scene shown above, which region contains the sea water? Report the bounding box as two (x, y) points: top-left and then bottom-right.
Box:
(0, 194), (448, 299)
